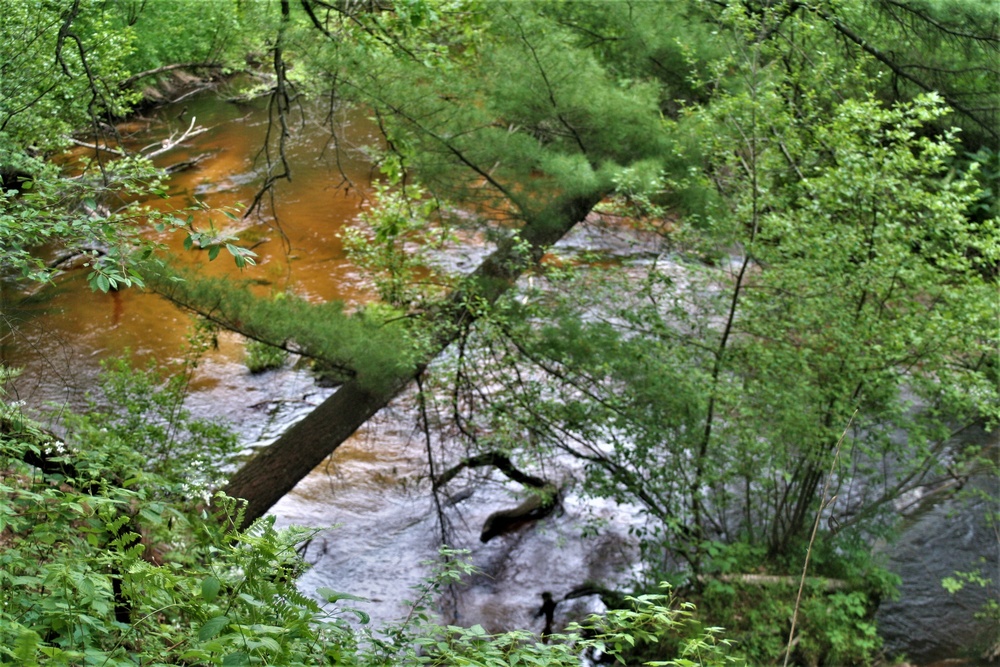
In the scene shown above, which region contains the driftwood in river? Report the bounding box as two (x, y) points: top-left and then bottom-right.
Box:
(480, 486), (559, 543)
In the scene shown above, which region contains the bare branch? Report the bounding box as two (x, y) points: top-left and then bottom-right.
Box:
(142, 116), (208, 159)
(119, 62), (223, 89)
(434, 451), (549, 489)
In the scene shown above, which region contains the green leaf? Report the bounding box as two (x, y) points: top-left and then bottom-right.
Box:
(222, 652), (250, 666)
(201, 576), (221, 603)
(256, 637), (281, 652)
(198, 615), (230, 641)
(179, 650), (210, 661)
(13, 628), (41, 665)
(316, 587), (367, 604)
(942, 577), (963, 594)
(95, 274), (110, 293)
(207, 245), (221, 261)
(249, 624), (287, 635)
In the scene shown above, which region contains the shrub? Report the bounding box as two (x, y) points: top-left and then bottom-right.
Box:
(245, 338), (289, 373)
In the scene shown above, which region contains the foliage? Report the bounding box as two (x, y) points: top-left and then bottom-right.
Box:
(148, 266), (428, 393)
(356, 3), (998, 662)
(73, 357), (241, 486)
(0, 0), (139, 151)
(942, 562), (999, 626)
(839, 0), (1000, 146)
(0, 0), (267, 150)
(404, 595), (738, 667)
(341, 166), (455, 310)
(0, 432), (347, 664)
(315, 0), (700, 223)
(0, 0), (149, 283)
(0, 151), (161, 286)
(362, 549), (739, 667)
(0, 368), (738, 666)
(190, 1), (997, 660)
(179, 206), (259, 270)
(244, 338), (290, 374)
(0, 150), (255, 289)
(4, 0), (999, 664)
(440, 86), (996, 556)
(694, 539), (899, 665)
(0, 0), (262, 289)
(110, 0), (273, 77)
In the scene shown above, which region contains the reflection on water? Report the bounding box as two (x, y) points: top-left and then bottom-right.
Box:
(1, 84), (378, 412)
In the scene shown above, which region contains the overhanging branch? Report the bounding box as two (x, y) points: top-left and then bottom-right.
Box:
(433, 451), (549, 489)
(817, 8), (998, 141)
(221, 192), (604, 525)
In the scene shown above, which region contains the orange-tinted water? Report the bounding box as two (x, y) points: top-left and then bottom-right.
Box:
(1, 87), (378, 405)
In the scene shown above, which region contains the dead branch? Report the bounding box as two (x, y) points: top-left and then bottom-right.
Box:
(119, 62), (223, 89)
(165, 153), (211, 174)
(697, 573), (849, 591)
(142, 116), (208, 159)
(67, 138), (126, 157)
(434, 451), (549, 489)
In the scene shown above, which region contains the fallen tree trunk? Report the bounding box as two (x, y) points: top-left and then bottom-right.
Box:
(696, 573), (849, 591)
(218, 193), (602, 525)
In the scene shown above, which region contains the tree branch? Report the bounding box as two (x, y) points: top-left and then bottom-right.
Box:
(119, 62), (223, 89)
(433, 451), (549, 489)
(817, 8), (999, 141)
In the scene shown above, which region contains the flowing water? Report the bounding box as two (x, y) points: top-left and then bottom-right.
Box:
(1, 84), (996, 665)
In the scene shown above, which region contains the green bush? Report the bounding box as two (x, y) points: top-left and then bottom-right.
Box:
(244, 338), (290, 374)
(693, 540), (898, 665)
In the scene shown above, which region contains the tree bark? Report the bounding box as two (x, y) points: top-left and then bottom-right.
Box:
(221, 193), (603, 525)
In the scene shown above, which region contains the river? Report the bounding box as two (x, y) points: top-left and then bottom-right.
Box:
(1, 83), (996, 666)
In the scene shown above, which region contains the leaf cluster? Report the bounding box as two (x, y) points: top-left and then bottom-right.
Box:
(147, 266), (428, 393)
